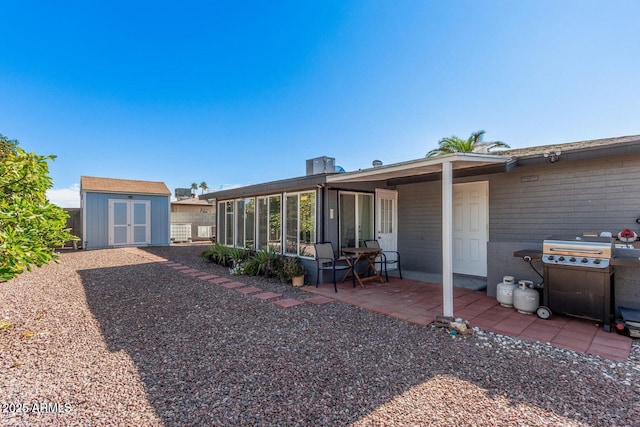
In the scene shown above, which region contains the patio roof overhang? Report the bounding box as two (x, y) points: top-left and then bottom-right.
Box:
(326, 152), (515, 184)
(328, 153), (515, 318)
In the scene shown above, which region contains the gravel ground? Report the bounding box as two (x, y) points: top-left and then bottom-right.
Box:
(1, 244), (639, 426)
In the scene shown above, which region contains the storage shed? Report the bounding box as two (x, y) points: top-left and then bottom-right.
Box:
(80, 176), (171, 250)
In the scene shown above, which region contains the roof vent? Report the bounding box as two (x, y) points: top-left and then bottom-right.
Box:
(372, 160), (383, 167)
(306, 156), (336, 175)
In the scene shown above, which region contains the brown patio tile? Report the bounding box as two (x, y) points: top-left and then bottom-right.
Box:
(518, 327), (560, 343)
(590, 332), (632, 350)
(562, 319), (602, 334)
(273, 298), (305, 308)
(553, 337), (590, 353)
(171, 265), (190, 270)
(473, 296), (500, 307)
(305, 296), (336, 305)
(210, 277), (233, 284)
(503, 312), (539, 327)
(219, 281), (245, 289)
(491, 321), (530, 336)
(537, 316), (570, 329)
(455, 292), (487, 305)
(253, 292), (282, 300)
(453, 287), (473, 297)
(236, 286), (262, 294)
(554, 327), (595, 344)
(197, 274), (218, 280)
(470, 317), (501, 330)
(455, 304), (494, 319)
(525, 320), (563, 334)
(189, 271), (210, 277)
(586, 344), (629, 362)
(405, 313), (434, 325)
(552, 329), (592, 345)
(473, 307), (514, 322)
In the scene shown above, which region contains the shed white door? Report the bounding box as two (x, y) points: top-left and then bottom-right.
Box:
(375, 189), (398, 269)
(109, 200), (151, 246)
(452, 182), (488, 276)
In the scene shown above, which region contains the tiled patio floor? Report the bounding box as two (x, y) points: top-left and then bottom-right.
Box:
(305, 277), (634, 362)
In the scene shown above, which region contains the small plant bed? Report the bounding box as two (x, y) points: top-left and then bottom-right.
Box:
(202, 244), (307, 286)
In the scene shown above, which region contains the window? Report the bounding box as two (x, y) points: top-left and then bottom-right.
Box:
(339, 192), (373, 248)
(257, 195), (281, 251)
(284, 191), (316, 257)
(218, 201), (235, 246)
(231, 198), (256, 249)
(245, 198), (256, 248)
(235, 199), (245, 247)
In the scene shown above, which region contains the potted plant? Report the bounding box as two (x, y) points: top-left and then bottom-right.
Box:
(283, 257), (307, 287)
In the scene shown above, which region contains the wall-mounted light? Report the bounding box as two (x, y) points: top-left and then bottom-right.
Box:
(544, 150), (561, 163)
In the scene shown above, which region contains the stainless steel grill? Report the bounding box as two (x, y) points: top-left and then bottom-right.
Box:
(542, 236), (615, 331)
(542, 236), (613, 268)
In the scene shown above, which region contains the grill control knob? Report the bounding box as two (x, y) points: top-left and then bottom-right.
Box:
(581, 258), (589, 263)
(594, 259), (601, 265)
(569, 257), (576, 263)
(558, 256), (565, 261)
(548, 255), (554, 261)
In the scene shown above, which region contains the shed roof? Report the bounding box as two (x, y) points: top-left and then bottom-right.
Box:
(80, 176), (171, 196)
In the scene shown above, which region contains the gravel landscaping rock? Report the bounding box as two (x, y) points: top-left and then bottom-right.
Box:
(1, 244), (639, 426)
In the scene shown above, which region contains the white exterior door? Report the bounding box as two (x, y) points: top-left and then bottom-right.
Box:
(375, 189), (398, 269)
(109, 200), (151, 246)
(452, 182), (488, 276)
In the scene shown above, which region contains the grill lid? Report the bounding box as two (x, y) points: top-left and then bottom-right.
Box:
(543, 236), (614, 258)
(542, 235), (614, 268)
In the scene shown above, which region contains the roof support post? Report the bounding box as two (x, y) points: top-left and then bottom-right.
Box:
(442, 159), (454, 317)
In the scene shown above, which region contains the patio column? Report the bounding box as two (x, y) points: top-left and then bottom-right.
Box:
(442, 160), (454, 317)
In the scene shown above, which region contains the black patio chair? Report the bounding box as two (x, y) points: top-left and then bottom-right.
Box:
(364, 240), (402, 281)
(314, 242), (355, 293)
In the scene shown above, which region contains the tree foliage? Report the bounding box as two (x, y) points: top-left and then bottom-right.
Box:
(0, 134), (76, 282)
(426, 130), (510, 157)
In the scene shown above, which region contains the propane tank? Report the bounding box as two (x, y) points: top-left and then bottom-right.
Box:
(496, 275), (517, 307)
(513, 280), (539, 314)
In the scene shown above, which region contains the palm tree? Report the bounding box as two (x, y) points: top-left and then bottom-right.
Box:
(199, 181), (208, 194)
(190, 182), (198, 196)
(426, 130), (510, 157)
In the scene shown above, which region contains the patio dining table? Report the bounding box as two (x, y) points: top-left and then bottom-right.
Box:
(340, 247), (385, 287)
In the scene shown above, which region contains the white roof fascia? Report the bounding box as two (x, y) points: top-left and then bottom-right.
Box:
(326, 153), (511, 183)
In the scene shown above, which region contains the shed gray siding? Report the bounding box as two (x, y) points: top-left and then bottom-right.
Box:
(83, 192), (170, 249)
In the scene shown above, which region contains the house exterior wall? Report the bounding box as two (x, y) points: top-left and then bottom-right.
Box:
(171, 203), (215, 213)
(396, 181), (442, 273)
(170, 211), (216, 241)
(83, 192), (170, 249)
(396, 152), (640, 311)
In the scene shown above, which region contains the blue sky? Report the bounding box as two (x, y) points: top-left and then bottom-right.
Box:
(2, 1), (639, 207)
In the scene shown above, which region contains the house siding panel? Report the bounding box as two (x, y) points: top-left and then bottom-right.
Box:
(397, 181), (442, 273)
(488, 154), (640, 241)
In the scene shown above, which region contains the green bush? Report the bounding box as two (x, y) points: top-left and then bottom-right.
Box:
(0, 134), (77, 282)
(202, 243), (232, 266)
